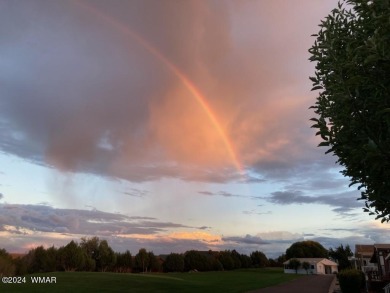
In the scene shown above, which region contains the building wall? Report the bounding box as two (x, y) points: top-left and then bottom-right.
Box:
(284, 264), (337, 275)
(351, 257), (377, 273)
(284, 268), (315, 274)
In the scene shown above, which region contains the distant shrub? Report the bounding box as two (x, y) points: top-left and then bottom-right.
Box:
(338, 269), (364, 293)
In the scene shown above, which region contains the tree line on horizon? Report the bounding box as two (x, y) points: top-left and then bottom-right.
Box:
(0, 238), (354, 277)
(0, 237), (272, 276)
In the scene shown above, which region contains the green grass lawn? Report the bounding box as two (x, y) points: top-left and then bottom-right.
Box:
(0, 268), (302, 293)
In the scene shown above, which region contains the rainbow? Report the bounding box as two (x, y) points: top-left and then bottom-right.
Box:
(75, 1), (243, 174)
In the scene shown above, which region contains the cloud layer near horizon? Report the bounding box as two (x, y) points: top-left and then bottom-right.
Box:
(1, 203), (384, 257)
(0, 0), (339, 183)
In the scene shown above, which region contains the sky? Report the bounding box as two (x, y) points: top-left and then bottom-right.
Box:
(1, 0), (389, 258)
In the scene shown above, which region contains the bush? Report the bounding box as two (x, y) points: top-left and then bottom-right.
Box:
(338, 269), (364, 293)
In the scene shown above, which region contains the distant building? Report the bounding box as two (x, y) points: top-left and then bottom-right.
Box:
(353, 244), (390, 292)
(369, 244), (390, 281)
(350, 244), (377, 274)
(283, 258), (338, 274)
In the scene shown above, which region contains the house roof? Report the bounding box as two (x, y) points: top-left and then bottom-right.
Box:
(369, 244), (390, 263)
(374, 244), (390, 249)
(355, 244), (374, 257)
(283, 258), (338, 266)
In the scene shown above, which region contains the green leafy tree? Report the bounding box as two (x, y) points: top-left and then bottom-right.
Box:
(24, 246), (48, 273)
(163, 253), (184, 272)
(218, 251), (235, 270)
(309, 0), (390, 222)
(184, 250), (211, 272)
(211, 258), (224, 271)
(80, 237), (100, 256)
(58, 241), (85, 271)
(134, 248), (150, 273)
(239, 254), (252, 268)
(44, 246), (58, 272)
(97, 240), (116, 272)
(302, 261), (311, 274)
(79, 237), (99, 271)
(230, 250), (242, 269)
(147, 251), (161, 272)
(115, 250), (132, 273)
(329, 244), (353, 271)
(0, 249), (15, 276)
(82, 255), (96, 272)
(268, 259), (277, 267)
(289, 258), (301, 274)
(286, 241), (328, 259)
(250, 251), (268, 268)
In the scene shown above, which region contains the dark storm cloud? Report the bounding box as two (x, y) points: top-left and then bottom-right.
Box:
(222, 234), (269, 245)
(259, 190), (362, 214)
(306, 236), (373, 250)
(283, 169), (349, 191)
(0, 203), (196, 236)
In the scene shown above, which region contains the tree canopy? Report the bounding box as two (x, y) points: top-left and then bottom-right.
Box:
(250, 251), (269, 268)
(286, 240), (328, 259)
(163, 253), (184, 272)
(309, 0), (390, 221)
(329, 244), (353, 271)
(0, 238), (271, 276)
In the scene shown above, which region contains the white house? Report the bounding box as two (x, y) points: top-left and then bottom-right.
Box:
(283, 258), (338, 275)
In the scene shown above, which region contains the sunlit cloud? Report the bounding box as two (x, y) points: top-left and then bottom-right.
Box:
(0, 0), (342, 183)
(1, 0), (389, 258)
(167, 231), (222, 244)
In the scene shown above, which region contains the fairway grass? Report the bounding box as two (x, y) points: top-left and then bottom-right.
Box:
(0, 268), (302, 292)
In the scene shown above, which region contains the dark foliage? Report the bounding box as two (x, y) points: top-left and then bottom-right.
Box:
(338, 269), (365, 293)
(329, 244), (353, 271)
(288, 259), (301, 274)
(2, 239), (272, 275)
(115, 250), (132, 273)
(286, 241), (328, 259)
(250, 251), (268, 268)
(0, 248), (16, 276)
(309, 0), (390, 221)
(184, 250), (212, 272)
(163, 253), (184, 272)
